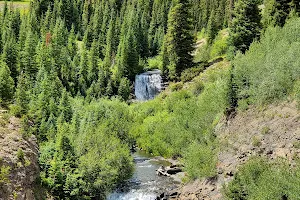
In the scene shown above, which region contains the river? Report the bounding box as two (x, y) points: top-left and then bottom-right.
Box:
(107, 150), (179, 200)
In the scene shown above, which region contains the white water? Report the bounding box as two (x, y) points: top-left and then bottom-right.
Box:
(107, 150), (178, 200)
(135, 70), (162, 101)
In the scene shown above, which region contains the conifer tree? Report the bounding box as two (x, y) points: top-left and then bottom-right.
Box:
(2, 36), (18, 84)
(164, 0), (194, 79)
(263, 0), (298, 27)
(207, 10), (218, 41)
(67, 25), (77, 59)
(78, 49), (88, 96)
(87, 40), (99, 86)
(229, 0), (261, 53)
(14, 73), (29, 116)
(19, 30), (37, 78)
(58, 90), (72, 122)
(0, 61), (14, 104)
(118, 77), (131, 101)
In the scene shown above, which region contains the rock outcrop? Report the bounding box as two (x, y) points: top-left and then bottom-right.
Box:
(0, 116), (40, 200)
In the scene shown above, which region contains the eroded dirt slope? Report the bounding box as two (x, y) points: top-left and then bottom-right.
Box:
(0, 113), (40, 200)
(170, 101), (300, 200)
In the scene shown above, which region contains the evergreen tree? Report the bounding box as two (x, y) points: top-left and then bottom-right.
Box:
(13, 73), (29, 116)
(58, 90), (72, 122)
(263, 0), (299, 27)
(78, 49), (88, 96)
(19, 30), (37, 78)
(2, 36), (18, 84)
(118, 77), (131, 101)
(67, 25), (77, 59)
(229, 0), (262, 53)
(87, 40), (99, 86)
(0, 61), (14, 104)
(164, 0), (194, 79)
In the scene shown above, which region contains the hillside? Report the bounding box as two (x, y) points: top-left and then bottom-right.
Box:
(167, 101), (300, 199)
(0, 111), (40, 200)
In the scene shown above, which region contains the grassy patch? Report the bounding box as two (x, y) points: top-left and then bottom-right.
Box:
(261, 126), (270, 135)
(0, 1), (31, 14)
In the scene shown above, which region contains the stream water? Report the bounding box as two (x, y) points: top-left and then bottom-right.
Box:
(107, 150), (179, 200)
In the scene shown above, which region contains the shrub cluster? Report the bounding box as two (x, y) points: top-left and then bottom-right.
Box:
(233, 18), (300, 106)
(224, 157), (300, 200)
(130, 62), (230, 179)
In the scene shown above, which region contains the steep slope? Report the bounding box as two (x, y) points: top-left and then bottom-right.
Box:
(169, 101), (300, 199)
(0, 112), (40, 200)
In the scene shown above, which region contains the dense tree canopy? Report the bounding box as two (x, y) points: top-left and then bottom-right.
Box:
(229, 0), (262, 53)
(0, 0), (298, 198)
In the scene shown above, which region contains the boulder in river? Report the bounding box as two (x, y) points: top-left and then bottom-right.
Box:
(156, 165), (183, 176)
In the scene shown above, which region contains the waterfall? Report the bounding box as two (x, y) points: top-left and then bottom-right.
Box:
(135, 70), (162, 101)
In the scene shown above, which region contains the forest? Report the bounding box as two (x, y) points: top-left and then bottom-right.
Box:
(0, 0), (299, 199)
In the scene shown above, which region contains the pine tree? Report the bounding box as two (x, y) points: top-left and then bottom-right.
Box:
(229, 0), (262, 53)
(87, 40), (99, 86)
(263, 0), (298, 27)
(58, 90), (72, 122)
(164, 0), (194, 79)
(0, 61), (14, 104)
(78, 49), (88, 96)
(207, 10), (218, 41)
(67, 25), (77, 59)
(118, 77), (131, 101)
(19, 29), (37, 78)
(13, 73), (29, 116)
(2, 36), (18, 84)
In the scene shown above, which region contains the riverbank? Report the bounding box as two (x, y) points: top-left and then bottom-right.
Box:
(157, 100), (300, 200)
(108, 150), (181, 200)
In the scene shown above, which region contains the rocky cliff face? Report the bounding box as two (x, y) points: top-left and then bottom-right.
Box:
(166, 101), (300, 200)
(0, 115), (40, 200)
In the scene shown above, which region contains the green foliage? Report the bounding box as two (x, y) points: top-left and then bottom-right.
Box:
(39, 98), (134, 199)
(118, 77), (131, 101)
(233, 18), (300, 106)
(0, 165), (10, 185)
(147, 56), (163, 71)
(252, 137), (262, 147)
(130, 62), (230, 179)
(3, 0), (300, 198)
(224, 157), (300, 200)
(194, 29), (228, 63)
(17, 148), (25, 162)
(229, 0), (262, 53)
(164, 0), (194, 79)
(183, 142), (217, 179)
(261, 126), (270, 135)
(0, 61), (14, 105)
(169, 82), (184, 92)
(210, 30), (229, 59)
(180, 65), (205, 83)
(293, 80), (300, 109)
(263, 0), (300, 28)
(194, 42), (211, 63)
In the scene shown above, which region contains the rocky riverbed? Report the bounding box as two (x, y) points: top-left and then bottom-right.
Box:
(107, 150), (183, 200)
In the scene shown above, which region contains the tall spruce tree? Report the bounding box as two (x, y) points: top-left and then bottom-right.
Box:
(0, 61), (14, 104)
(229, 0), (262, 53)
(263, 0), (299, 27)
(164, 0), (194, 79)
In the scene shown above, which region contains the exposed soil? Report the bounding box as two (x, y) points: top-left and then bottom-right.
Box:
(167, 100), (300, 199)
(0, 115), (40, 200)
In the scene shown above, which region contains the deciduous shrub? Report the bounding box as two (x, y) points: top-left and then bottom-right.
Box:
(233, 18), (300, 106)
(224, 157), (300, 200)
